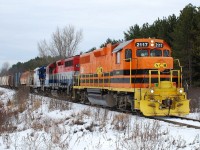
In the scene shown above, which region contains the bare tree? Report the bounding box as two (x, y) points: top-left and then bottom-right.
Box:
(62, 25), (83, 57)
(0, 62), (10, 75)
(38, 39), (50, 57)
(38, 25), (83, 60)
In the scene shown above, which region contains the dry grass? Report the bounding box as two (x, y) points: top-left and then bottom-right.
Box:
(188, 87), (200, 112)
(111, 113), (130, 131)
(31, 121), (43, 131)
(49, 98), (72, 111)
(32, 100), (41, 111)
(0, 109), (18, 134)
(6, 100), (15, 113)
(93, 108), (109, 129)
(0, 109), (8, 132)
(75, 108), (92, 121)
(80, 108), (92, 117)
(117, 119), (170, 150)
(13, 86), (30, 113)
(72, 118), (85, 126)
(85, 122), (96, 132)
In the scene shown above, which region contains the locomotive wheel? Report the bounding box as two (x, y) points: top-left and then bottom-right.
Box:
(117, 96), (128, 110)
(80, 91), (88, 104)
(73, 89), (81, 102)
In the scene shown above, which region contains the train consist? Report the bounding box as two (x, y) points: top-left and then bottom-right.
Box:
(0, 38), (190, 116)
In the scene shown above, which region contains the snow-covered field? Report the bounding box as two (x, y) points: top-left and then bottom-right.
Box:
(0, 87), (199, 150)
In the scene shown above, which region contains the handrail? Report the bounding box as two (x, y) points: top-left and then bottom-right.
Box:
(74, 71), (112, 88)
(170, 70), (181, 88)
(148, 69), (181, 88)
(149, 70), (160, 88)
(174, 59), (183, 88)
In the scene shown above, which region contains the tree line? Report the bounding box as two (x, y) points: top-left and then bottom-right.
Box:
(0, 4), (199, 86)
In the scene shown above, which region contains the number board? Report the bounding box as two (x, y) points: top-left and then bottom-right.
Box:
(155, 42), (163, 48)
(135, 42), (149, 47)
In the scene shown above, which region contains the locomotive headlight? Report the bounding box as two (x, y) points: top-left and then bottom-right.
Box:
(151, 43), (154, 47)
(179, 89), (183, 94)
(150, 89), (154, 94)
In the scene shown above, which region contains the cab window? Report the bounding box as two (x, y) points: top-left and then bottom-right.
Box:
(137, 49), (148, 57)
(65, 60), (73, 67)
(163, 50), (170, 57)
(150, 49), (162, 57)
(125, 49), (132, 61)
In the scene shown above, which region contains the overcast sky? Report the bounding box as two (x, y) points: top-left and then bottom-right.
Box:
(0, 0), (199, 68)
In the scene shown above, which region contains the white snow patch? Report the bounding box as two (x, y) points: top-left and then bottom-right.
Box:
(0, 87), (199, 150)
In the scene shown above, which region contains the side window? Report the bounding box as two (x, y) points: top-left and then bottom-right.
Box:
(125, 49), (132, 62)
(65, 60), (73, 67)
(116, 52), (120, 64)
(58, 62), (62, 66)
(163, 50), (170, 57)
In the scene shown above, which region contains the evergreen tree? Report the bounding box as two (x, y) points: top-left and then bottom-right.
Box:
(100, 38), (120, 48)
(191, 6), (200, 86)
(124, 24), (142, 40)
(172, 4), (198, 86)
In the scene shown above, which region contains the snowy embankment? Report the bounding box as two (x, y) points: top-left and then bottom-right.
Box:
(0, 87), (199, 150)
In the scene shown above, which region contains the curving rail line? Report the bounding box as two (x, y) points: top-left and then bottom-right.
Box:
(147, 116), (200, 129)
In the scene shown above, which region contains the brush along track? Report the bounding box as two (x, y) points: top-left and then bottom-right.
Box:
(45, 92), (200, 130)
(5, 87), (200, 130)
(147, 116), (200, 130)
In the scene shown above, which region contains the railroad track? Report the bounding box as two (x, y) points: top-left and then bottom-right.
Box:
(147, 116), (200, 129)
(171, 115), (200, 122)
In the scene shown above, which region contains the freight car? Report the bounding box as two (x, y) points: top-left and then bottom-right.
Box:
(73, 38), (190, 116)
(20, 71), (34, 86)
(0, 73), (21, 88)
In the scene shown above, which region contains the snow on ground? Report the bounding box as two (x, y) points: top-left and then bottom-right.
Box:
(187, 113), (200, 120)
(0, 87), (200, 150)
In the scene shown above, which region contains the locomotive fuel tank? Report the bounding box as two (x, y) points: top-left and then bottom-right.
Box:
(87, 89), (116, 107)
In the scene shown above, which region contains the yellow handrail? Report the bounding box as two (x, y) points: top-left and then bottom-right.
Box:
(174, 59), (183, 88)
(170, 70), (180, 88)
(149, 70), (160, 88)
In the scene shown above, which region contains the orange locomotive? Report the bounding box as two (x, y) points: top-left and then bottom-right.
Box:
(73, 38), (189, 116)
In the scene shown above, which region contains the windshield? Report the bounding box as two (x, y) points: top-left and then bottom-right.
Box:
(136, 49), (170, 57)
(150, 49), (162, 57)
(136, 49), (148, 57)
